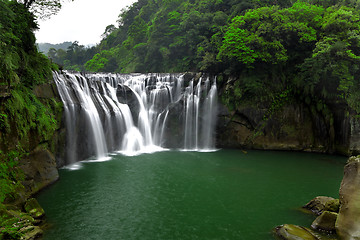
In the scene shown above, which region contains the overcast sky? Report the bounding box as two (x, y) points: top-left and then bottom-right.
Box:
(35, 0), (137, 46)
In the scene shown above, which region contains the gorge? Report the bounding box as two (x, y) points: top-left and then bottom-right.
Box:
(3, 0), (360, 239)
(1, 70), (359, 240)
(37, 71), (352, 239)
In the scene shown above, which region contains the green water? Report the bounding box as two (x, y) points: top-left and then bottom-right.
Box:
(37, 149), (346, 240)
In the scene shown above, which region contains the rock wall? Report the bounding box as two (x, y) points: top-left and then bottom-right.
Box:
(24, 82), (64, 195)
(0, 81), (65, 198)
(216, 102), (360, 155)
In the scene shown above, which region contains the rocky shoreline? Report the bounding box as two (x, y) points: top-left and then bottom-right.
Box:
(274, 156), (360, 240)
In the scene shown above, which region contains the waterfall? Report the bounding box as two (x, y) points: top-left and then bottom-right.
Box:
(54, 71), (218, 164)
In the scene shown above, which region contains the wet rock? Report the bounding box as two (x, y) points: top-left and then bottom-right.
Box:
(274, 224), (318, 240)
(20, 225), (43, 240)
(116, 84), (140, 122)
(24, 198), (45, 219)
(336, 156), (360, 240)
(303, 196), (336, 215)
(33, 83), (59, 99)
(20, 146), (59, 195)
(311, 211), (337, 233)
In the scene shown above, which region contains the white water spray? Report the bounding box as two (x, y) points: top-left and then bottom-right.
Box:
(54, 72), (218, 164)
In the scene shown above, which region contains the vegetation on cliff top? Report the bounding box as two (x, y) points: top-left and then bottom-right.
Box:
(47, 0), (360, 114)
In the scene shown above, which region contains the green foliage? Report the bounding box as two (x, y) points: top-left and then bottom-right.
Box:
(0, 2), (62, 238)
(218, 3), (324, 66)
(217, 1), (360, 113)
(0, 113), (9, 133)
(5, 87), (57, 141)
(40, 0), (360, 116)
(0, 0), (53, 88)
(0, 150), (24, 204)
(0, 205), (36, 240)
(47, 41), (97, 72)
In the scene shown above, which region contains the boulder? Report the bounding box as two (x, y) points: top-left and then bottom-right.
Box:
(24, 198), (45, 219)
(303, 196), (336, 215)
(274, 224), (318, 240)
(336, 156), (360, 240)
(311, 211), (338, 232)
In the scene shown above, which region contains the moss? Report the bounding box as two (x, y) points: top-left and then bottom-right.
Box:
(5, 86), (57, 142)
(324, 199), (340, 213)
(0, 209), (36, 240)
(24, 198), (44, 219)
(0, 114), (9, 133)
(0, 150), (25, 204)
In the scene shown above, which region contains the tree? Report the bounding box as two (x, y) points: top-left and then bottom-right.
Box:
(47, 47), (57, 60)
(102, 24), (116, 39)
(16, 0), (74, 19)
(217, 3), (324, 67)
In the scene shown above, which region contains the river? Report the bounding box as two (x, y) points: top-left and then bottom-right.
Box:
(37, 149), (346, 239)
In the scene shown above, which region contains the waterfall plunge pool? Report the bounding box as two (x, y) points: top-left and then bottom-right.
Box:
(37, 150), (346, 240)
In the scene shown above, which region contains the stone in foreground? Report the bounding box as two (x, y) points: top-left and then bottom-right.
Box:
(303, 196), (336, 215)
(311, 211), (337, 233)
(274, 224), (318, 240)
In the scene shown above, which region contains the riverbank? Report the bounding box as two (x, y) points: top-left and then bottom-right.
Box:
(274, 155), (360, 240)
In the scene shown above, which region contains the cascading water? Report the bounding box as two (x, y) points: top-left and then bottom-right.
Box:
(54, 71), (218, 165)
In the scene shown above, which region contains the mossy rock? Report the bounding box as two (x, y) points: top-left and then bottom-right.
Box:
(24, 198), (44, 219)
(311, 211), (338, 233)
(324, 199), (339, 213)
(347, 155), (360, 164)
(19, 225), (43, 240)
(274, 224), (318, 240)
(7, 210), (35, 223)
(303, 196), (336, 215)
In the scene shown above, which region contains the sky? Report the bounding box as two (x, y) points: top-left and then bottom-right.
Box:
(35, 0), (137, 46)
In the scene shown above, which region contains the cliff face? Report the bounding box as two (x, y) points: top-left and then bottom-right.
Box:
(216, 102), (360, 156)
(0, 81), (65, 199)
(21, 82), (65, 196)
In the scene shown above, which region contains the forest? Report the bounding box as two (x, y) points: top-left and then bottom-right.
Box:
(48, 0), (360, 114)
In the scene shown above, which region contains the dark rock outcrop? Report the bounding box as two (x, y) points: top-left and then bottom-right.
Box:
(20, 146), (59, 196)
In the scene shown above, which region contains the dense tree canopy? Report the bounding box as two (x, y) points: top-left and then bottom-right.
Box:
(46, 0), (360, 113)
(218, 2), (360, 110)
(0, 0), (54, 87)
